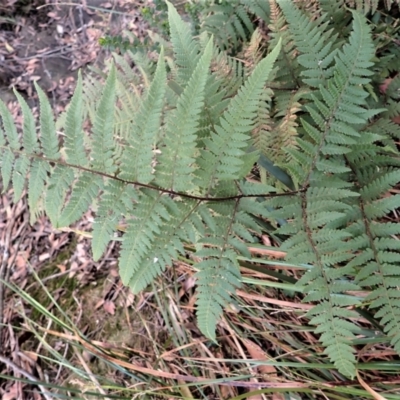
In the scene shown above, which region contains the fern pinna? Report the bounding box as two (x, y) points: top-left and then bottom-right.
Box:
(1, 1), (400, 378)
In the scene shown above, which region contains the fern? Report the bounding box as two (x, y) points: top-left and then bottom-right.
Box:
(0, 1), (281, 342)
(266, 8), (384, 377)
(1, 0), (400, 379)
(119, 49), (166, 184)
(155, 38), (213, 191)
(200, 1), (255, 51)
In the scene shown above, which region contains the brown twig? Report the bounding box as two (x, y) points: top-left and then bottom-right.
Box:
(0, 355), (53, 400)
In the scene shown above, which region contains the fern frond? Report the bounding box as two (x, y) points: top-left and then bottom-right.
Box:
(58, 172), (103, 227)
(196, 200), (242, 340)
(307, 303), (359, 372)
(196, 250), (241, 341)
(0, 101), (18, 193)
(92, 179), (137, 261)
(167, 0), (200, 84)
(278, 1), (338, 87)
(155, 38), (213, 192)
(0, 148), (15, 193)
(196, 39), (281, 190)
(3, 1), (399, 377)
(64, 71), (87, 166)
(34, 82), (60, 160)
(13, 90), (39, 155)
(28, 160), (49, 220)
(44, 165), (75, 226)
(90, 63), (117, 174)
(200, 2), (254, 51)
(269, 187), (360, 377)
(127, 199), (200, 293)
(119, 49), (166, 184)
(345, 160), (400, 353)
(118, 190), (166, 286)
(269, 11), (378, 377)
(0, 99), (19, 150)
(12, 155), (30, 202)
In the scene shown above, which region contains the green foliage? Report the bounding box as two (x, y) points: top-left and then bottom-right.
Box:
(1, 0), (400, 379)
(99, 35), (134, 53)
(199, 0), (269, 52)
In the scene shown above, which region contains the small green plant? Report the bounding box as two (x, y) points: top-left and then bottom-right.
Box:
(1, 0), (400, 379)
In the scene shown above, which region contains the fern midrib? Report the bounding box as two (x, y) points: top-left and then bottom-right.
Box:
(2, 146), (304, 203)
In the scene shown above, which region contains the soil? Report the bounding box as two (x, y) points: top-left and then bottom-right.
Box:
(0, 0), (146, 109)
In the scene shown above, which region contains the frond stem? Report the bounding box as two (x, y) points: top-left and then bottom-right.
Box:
(4, 147), (304, 202)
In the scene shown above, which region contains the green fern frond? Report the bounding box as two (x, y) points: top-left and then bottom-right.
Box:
(0, 103), (16, 193)
(278, 1), (338, 87)
(345, 160), (400, 353)
(34, 82), (60, 160)
(45, 165), (75, 226)
(58, 172), (103, 227)
(167, 0), (200, 84)
(119, 49), (166, 184)
(127, 199), (200, 293)
(11, 155), (30, 202)
(0, 99), (19, 150)
(28, 160), (49, 221)
(13, 90), (39, 155)
(0, 148), (15, 193)
(92, 180), (137, 261)
(200, 2), (254, 51)
(118, 190), (169, 286)
(90, 63), (117, 174)
(267, 11), (378, 377)
(196, 201), (242, 341)
(156, 38), (213, 191)
(196, 251), (241, 341)
(307, 303), (359, 375)
(196, 39), (281, 189)
(64, 71), (87, 166)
